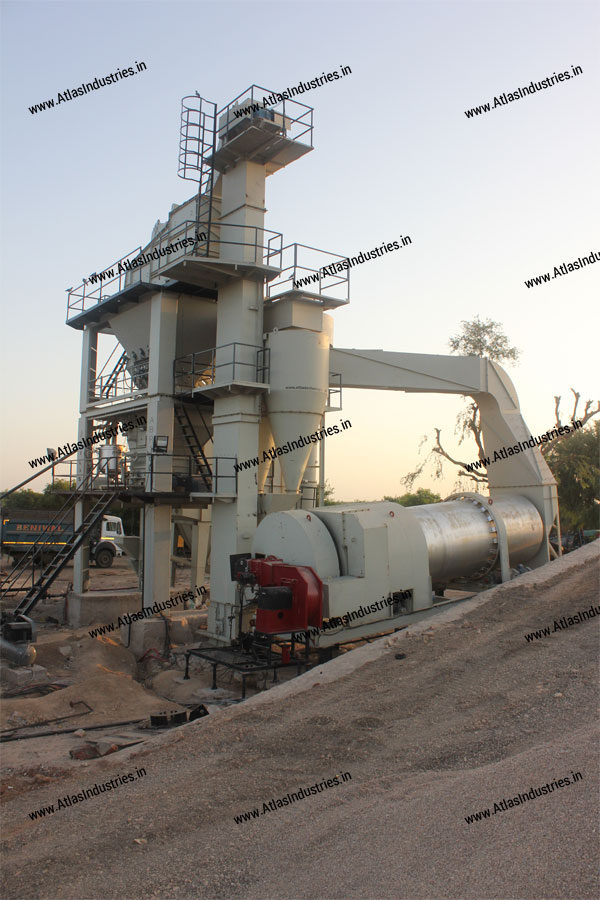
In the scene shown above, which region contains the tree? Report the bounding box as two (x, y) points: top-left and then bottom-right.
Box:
(41, 480), (75, 503)
(544, 421), (599, 531)
(384, 488), (442, 506)
(550, 389), (600, 439)
(0, 489), (40, 509)
(0, 481), (76, 510)
(448, 316), (521, 363)
(403, 316), (521, 490)
(322, 479), (338, 505)
(403, 316), (599, 491)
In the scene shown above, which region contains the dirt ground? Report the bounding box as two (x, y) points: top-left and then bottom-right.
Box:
(1, 543), (598, 900)
(0, 554), (289, 804)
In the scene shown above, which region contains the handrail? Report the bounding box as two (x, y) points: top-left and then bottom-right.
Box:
(66, 220), (283, 322)
(49, 452), (238, 497)
(149, 453), (237, 494)
(100, 351), (129, 397)
(266, 242), (350, 303)
(216, 84), (314, 149)
(66, 245), (143, 320)
(15, 492), (119, 618)
(96, 343), (121, 381)
(174, 342), (269, 393)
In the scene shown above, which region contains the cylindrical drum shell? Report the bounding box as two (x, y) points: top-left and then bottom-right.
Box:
(407, 495), (543, 580)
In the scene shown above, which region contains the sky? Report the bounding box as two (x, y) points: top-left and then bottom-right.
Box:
(1, 0), (598, 502)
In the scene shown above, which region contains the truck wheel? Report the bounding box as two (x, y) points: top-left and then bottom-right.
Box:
(95, 548), (114, 569)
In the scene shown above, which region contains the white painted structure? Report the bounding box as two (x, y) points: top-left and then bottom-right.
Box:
(65, 86), (560, 648)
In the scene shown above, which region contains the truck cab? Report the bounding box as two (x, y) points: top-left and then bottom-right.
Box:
(94, 516), (125, 568)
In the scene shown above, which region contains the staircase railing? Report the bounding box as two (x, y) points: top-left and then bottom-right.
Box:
(14, 492), (118, 618)
(99, 351), (129, 397)
(174, 404), (212, 491)
(0, 458), (109, 601)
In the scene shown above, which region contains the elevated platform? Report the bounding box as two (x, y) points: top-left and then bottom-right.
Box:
(153, 255), (281, 289)
(265, 288), (349, 310)
(209, 123), (312, 175)
(181, 379), (269, 400)
(66, 220), (282, 327)
(208, 86), (314, 176)
(265, 243), (350, 308)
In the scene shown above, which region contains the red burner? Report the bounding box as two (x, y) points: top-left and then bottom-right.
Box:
(249, 556), (323, 634)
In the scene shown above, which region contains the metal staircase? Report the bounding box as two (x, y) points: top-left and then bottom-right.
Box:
(174, 404), (212, 491)
(14, 493), (117, 619)
(100, 350), (129, 397)
(0, 462), (116, 621)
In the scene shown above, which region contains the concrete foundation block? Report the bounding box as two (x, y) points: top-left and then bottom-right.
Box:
(120, 610), (207, 656)
(1, 663), (49, 686)
(68, 591), (141, 629)
(120, 618), (166, 656)
(189, 612), (208, 638)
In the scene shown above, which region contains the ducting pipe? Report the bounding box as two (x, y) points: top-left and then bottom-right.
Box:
(0, 637), (37, 666)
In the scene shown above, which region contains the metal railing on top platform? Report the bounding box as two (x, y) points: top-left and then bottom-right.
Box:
(265, 243), (350, 304)
(51, 453), (237, 496)
(66, 221), (284, 323)
(174, 342), (270, 394)
(66, 246), (143, 320)
(216, 85), (314, 150)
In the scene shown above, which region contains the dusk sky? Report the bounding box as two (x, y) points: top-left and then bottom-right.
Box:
(1, 0), (598, 500)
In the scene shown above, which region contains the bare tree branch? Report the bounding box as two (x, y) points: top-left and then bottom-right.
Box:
(546, 394), (600, 457)
(433, 428), (488, 484)
(467, 407), (485, 457)
(402, 455), (430, 492)
(580, 398), (600, 427)
(554, 395), (561, 428)
(570, 388), (580, 424)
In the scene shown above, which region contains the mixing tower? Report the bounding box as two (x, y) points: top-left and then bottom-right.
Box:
(63, 86), (350, 643)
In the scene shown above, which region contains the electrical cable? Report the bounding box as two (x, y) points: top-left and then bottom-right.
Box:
(137, 647), (169, 663)
(2, 682), (71, 698)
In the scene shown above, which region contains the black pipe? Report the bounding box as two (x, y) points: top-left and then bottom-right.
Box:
(0, 717), (147, 743)
(0, 636), (36, 666)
